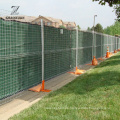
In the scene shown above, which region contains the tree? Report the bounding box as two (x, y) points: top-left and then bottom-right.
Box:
(92, 0), (120, 6)
(114, 4), (120, 21)
(94, 23), (104, 33)
(90, 23), (104, 33)
(87, 27), (91, 31)
(92, 0), (120, 21)
(77, 25), (81, 30)
(104, 21), (120, 35)
(59, 25), (66, 29)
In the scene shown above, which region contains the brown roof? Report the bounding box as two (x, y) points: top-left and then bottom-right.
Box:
(33, 16), (63, 25)
(45, 17), (62, 23)
(63, 21), (76, 27)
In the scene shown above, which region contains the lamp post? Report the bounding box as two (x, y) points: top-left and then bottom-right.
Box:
(93, 15), (97, 31)
(92, 15), (97, 59)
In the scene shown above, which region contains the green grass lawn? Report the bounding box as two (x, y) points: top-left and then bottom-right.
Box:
(10, 52), (120, 120)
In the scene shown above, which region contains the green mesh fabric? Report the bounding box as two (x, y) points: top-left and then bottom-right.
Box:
(0, 18), (120, 100)
(0, 19), (42, 99)
(44, 26), (71, 80)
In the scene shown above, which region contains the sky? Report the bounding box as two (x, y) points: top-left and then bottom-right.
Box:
(0, 0), (116, 30)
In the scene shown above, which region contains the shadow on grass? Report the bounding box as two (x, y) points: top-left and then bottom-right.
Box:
(17, 53), (120, 102)
(45, 53), (120, 98)
(47, 69), (120, 98)
(97, 53), (120, 68)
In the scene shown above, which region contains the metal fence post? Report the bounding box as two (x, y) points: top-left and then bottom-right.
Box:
(112, 36), (113, 52)
(107, 35), (108, 47)
(111, 36), (112, 52)
(28, 19), (51, 92)
(68, 27), (85, 75)
(40, 19), (51, 92)
(119, 38), (120, 49)
(76, 27), (78, 68)
(92, 31), (94, 59)
(41, 19), (44, 82)
(101, 34), (103, 58)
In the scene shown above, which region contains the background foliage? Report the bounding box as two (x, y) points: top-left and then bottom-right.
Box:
(104, 21), (120, 35)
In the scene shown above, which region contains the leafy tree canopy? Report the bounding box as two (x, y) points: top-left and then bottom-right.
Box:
(59, 25), (66, 29)
(94, 23), (104, 33)
(92, 0), (120, 6)
(77, 25), (81, 30)
(93, 0), (120, 21)
(87, 27), (91, 31)
(91, 23), (104, 33)
(104, 21), (120, 35)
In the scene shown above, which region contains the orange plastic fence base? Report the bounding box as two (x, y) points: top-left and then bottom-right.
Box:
(97, 57), (104, 61)
(86, 64), (93, 66)
(106, 52), (110, 58)
(86, 63), (98, 66)
(29, 80), (51, 92)
(114, 50), (117, 53)
(105, 56), (110, 58)
(75, 69), (85, 75)
(86, 56), (98, 66)
(41, 89), (51, 92)
(109, 52), (112, 55)
(68, 67), (85, 75)
(29, 84), (42, 92)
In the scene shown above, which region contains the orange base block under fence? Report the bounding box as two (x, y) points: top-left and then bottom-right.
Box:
(97, 57), (104, 61)
(114, 50), (117, 53)
(106, 52), (114, 58)
(109, 52), (113, 56)
(29, 80), (51, 92)
(68, 67), (85, 75)
(117, 49), (120, 51)
(86, 56), (98, 66)
(105, 47), (110, 58)
(106, 52), (110, 58)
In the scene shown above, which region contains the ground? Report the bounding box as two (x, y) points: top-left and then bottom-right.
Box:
(9, 52), (120, 119)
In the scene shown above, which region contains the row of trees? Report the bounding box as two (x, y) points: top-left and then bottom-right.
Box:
(87, 21), (120, 36)
(104, 21), (120, 35)
(84, 0), (120, 35)
(87, 23), (104, 33)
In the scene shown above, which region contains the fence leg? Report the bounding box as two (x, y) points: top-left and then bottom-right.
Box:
(68, 27), (85, 75)
(98, 34), (104, 60)
(114, 37), (117, 53)
(109, 36), (113, 56)
(107, 35), (108, 47)
(86, 31), (98, 65)
(92, 31), (94, 60)
(111, 36), (112, 52)
(29, 19), (51, 92)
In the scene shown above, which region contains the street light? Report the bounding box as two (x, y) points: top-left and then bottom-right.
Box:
(93, 15), (97, 31)
(92, 15), (97, 60)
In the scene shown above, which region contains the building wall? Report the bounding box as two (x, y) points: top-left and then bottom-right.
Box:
(32, 17), (53, 26)
(31, 17), (60, 28)
(59, 20), (63, 26)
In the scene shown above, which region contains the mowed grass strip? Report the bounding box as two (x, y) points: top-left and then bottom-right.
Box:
(10, 52), (120, 120)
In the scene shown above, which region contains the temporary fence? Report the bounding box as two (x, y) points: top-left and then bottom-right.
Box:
(0, 17), (120, 101)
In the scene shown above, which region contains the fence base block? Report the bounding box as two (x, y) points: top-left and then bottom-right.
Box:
(68, 67), (85, 75)
(97, 57), (104, 61)
(86, 63), (98, 66)
(86, 56), (98, 66)
(29, 80), (51, 92)
(114, 50), (117, 53)
(117, 49), (120, 51)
